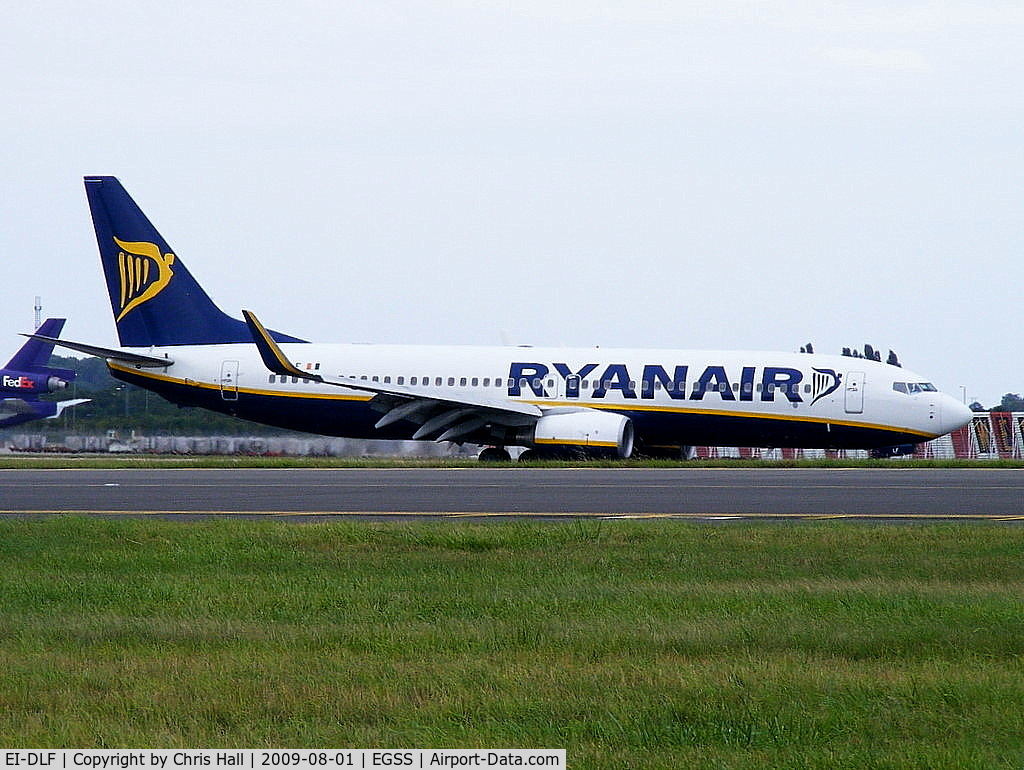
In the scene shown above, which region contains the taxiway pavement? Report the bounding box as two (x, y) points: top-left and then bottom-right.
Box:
(1, 467), (1021, 520)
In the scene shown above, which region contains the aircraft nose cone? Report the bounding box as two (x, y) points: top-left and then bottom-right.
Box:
(940, 395), (973, 436)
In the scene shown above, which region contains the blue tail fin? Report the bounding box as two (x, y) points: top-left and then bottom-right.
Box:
(6, 318), (75, 381)
(84, 176), (304, 347)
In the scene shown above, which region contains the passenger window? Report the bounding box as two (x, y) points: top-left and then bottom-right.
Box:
(397, 377), (404, 385)
(460, 377), (468, 387)
(483, 378), (490, 387)
(448, 377), (455, 387)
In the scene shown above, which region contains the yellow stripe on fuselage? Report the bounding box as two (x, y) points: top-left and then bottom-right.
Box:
(107, 361), (372, 403)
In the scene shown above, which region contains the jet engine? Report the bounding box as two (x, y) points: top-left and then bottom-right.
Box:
(528, 411), (634, 458)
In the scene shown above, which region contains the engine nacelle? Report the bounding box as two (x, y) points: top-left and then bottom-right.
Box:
(530, 411), (634, 458)
(2, 370), (68, 394)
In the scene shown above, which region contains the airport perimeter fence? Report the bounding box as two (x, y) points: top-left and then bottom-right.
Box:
(695, 412), (1024, 460)
(3, 413), (1021, 459)
(3, 433), (477, 458)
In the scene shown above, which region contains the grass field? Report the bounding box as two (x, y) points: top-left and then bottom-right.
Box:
(0, 517), (1021, 768)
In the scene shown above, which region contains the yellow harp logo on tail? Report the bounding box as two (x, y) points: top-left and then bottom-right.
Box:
(113, 237), (175, 322)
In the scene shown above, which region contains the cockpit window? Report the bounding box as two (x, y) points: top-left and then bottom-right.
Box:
(893, 382), (938, 395)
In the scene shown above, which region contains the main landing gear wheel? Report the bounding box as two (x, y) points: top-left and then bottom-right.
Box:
(478, 447), (512, 462)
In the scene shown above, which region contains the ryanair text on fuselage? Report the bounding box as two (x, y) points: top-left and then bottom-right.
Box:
(507, 362), (842, 404)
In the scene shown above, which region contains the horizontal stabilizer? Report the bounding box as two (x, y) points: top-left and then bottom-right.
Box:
(22, 334), (173, 368)
(51, 398), (91, 418)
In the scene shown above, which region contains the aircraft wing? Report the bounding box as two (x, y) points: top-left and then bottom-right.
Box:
(21, 334), (173, 368)
(243, 310), (543, 442)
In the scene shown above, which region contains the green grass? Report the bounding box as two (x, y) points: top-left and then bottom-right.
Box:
(0, 518), (1022, 769)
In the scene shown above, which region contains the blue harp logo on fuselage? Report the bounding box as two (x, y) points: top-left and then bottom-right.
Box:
(810, 368), (842, 405)
(113, 237), (175, 322)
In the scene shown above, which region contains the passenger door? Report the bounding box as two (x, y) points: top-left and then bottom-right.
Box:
(220, 360), (239, 401)
(845, 371), (864, 414)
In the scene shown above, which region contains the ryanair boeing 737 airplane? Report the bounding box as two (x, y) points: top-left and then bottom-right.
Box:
(32, 176), (972, 460)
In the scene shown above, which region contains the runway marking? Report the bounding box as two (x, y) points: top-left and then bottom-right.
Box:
(0, 510), (1020, 520)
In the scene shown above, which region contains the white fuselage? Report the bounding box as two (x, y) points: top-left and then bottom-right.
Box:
(108, 342), (972, 452)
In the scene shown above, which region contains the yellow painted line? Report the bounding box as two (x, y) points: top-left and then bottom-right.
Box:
(0, 510), (1018, 520)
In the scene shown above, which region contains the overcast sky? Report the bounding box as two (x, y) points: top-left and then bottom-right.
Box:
(1, 1), (1020, 406)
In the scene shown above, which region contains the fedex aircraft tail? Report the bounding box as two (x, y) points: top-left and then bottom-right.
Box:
(84, 176), (303, 347)
(6, 318), (73, 376)
(1, 318), (88, 428)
